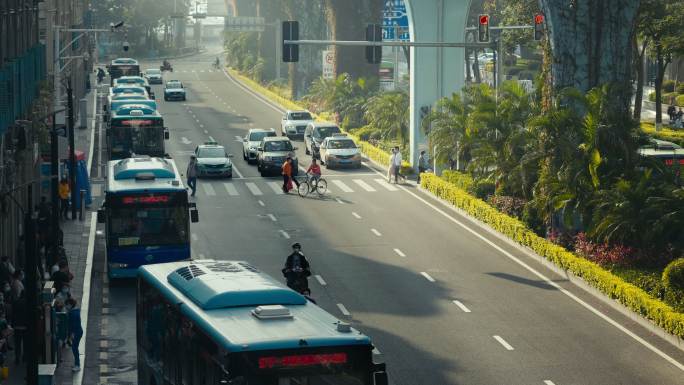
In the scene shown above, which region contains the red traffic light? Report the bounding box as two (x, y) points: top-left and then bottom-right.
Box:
(479, 14), (489, 25)
(534, 14), (544, 24)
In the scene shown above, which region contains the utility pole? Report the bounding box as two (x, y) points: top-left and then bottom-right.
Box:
(50, 113), (59, 265)
(25, 185), (38, 385)
(67, 80), (77, 220)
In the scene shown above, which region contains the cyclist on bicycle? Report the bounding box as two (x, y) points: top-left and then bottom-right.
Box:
(214, 57), (220, 68)
(306, 159), (322, 188)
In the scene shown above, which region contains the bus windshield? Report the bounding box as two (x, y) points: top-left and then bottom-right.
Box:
(108, 200), (188, 247)
(111, 119), (164, 157)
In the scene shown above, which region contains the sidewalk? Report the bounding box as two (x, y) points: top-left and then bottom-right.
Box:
(4, 77), (98, 385)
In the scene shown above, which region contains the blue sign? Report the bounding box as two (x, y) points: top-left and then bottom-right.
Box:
(383, 0), (410, 41)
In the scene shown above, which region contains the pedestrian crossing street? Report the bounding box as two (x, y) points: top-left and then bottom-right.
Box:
(196, 177), (400, 197)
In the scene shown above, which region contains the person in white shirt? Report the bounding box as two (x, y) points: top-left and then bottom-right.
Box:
(391, 147), (403, 184)
(388, 148), (397, 183)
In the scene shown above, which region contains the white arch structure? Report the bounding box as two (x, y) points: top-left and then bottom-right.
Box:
(405, 0), (470, 167)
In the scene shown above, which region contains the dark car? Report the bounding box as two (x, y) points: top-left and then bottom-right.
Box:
(304, 122), (341, 159)
(257, 137), (298, 177)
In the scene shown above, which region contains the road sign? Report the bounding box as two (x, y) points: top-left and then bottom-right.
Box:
(322, 50), (335, 79)
(382, 0), (410, 41)
(225, 16), (265, 32)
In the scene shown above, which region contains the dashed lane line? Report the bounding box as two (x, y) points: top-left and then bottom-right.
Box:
(393, 248), (406, 257)
(315, 275), (327, 286)
(493, 335), (515, 351)
(352, 212), (362, 219)
(337, 303), (351, 317)
(267, 214), (277, 222)
(421, 272), (436, 282)
(371, 228), (382, 237)
(279, 230), (291, 239)
(452, 300), (472, 313)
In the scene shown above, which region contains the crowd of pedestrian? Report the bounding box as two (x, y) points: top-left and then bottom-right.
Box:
(667, 105), (684, 128)
(0, 255), (27, 369)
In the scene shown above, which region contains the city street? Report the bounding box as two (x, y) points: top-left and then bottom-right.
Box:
(90, 49), (684, 385)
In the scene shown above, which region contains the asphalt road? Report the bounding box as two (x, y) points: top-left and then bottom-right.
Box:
(91, 47), (684, 385)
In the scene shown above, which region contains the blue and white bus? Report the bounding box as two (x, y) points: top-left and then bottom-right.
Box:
(109, 105), (168, 159)
(137, 260), (389, 385)
(98, 157), (198, 278)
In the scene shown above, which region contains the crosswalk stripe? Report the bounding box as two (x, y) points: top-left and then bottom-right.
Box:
(223, 183), (239, 196)
(353, 179), (376, 192)
(245, 182), (263, 196)
(374, 178), (398, 191)
(202, 183), (216, 196)
(267, 181), (284, 195)
(332, 180), (354, 193)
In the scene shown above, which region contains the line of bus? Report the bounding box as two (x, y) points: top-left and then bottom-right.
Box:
(109, 104), (168, 159)
(137, 260), (389, 385)
(108, 57), (141, 85)
(98, 157), (198, 278)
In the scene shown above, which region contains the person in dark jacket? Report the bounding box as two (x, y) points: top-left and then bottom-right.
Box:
(66, 298), (83, 371)
(282, 243), (311, 294)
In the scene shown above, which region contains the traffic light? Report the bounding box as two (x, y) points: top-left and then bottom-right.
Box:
(365, 24), (382, 64)
(534, 13), (544, 41)
(478, 14), (490, 43)
(282, 21), (299, 62)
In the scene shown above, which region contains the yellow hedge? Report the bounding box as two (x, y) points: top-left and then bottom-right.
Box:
(641, 122), (684, 146)
(421, 173), (684, 338)
(229, 68), (413, 174)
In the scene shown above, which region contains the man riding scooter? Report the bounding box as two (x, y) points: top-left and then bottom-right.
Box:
(282, 243), (312, 295)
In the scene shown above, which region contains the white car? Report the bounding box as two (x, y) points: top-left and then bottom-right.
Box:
(319, 134), (362, 169)
(242, 128), (276, 164)
(280, 110), (314, 138)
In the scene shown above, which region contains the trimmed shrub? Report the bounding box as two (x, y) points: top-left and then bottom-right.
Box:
(421, 173), (684, 338)
(677, 82), (684, 94)
(352, 126), (380, 141)
(441, 170), (473, 191)
(648, 92), (656, 102)
(663, 258), (684, 292)
(677, 94), (684, 107)
(472, 180), (495, 200)
(663, 80), (676, 93)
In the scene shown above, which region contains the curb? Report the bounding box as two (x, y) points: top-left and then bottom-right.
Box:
(415, 184), (684, 353)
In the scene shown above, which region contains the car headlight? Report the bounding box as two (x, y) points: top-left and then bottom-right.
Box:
(249, 146), (257, 151)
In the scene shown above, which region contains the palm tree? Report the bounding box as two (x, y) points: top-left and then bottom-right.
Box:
(421, 92), (473, 169)
(364, 91), (410, 145)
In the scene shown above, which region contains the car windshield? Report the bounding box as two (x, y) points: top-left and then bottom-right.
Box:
(315, 126), (341, 138)
(166, 82), (182, 88)
(264, 141), (293, 152)
(327, 139), (356, 149)
(249, 131), (275, 141)
(198, 147), (225, 158)
(146, 69), (161, 75)
(289, 112), (312, 120)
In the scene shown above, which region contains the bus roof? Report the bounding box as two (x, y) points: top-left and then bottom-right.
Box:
(111, 58), (138, 65)
(111, 104), (160, 118)
(106, 157), (185, 193)
(139, 260), (373, 352)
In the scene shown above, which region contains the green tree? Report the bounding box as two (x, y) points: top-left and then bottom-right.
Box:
(421, 92), (473, 169)
(364, 91), (409, 145)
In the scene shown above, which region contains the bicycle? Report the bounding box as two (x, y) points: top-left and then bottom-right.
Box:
(296, 174), (327, 197)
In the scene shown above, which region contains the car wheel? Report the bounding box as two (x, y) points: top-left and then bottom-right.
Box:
(243, 151), (247, 161)
(227, 173), (232, 179)
(164, 96), (168, 101)
(305, 146), (310, 155)
(260, 170), (266, 177)
(325, 162), (330, 169)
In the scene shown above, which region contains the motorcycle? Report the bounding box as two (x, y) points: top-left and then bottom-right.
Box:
(283, 267), (312, 296)
(160, 62), (173, 72)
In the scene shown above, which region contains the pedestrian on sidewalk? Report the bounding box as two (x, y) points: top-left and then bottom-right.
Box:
(59, 178), (70, 219)
(0, 257), (14, 285)
(388, 148), (397, 183)
(281, 157), (299, 193)
(668, 104), (676, 122)
(51, 259), (73, 295)
(10, 270), (23, 303)
(11, 294), (25, 365)
(186, 155), (198, 197)
(66, 297), (83, 372)
(418, 150), (430, 184)
(392, 146), (403, 184)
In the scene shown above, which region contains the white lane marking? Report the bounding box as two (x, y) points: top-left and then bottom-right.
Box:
(200, 123), (204, 128)
(421, 272), (436, 282)
(363, 164), (684, 372)
(332, 180), (354, 193)
(231, 164), (244, 179)
(315, 275), (327, 286)
(192, 233), (198, 241)
(393, 248), (406, 257)
(199, 253), (206, 259)
(196, 119), (200, 123)
(202, 183), (216, 196)
(352, 212), (362, 219)
(452, 300), (472, 313)
(258, 200), (265, 207)
(337, 303), (351, 316)
(353, 179), (376, 192)
(267, 181), (284, 195)
(208, 135), (215, 142)
(223, 183), (239, 196)
(267, 214), (277, 222)
(374, 178), (399, 191)
(181, 136), (192, 144)
(279, 230), (291, 239)
(203, 130), (209, 134)
(372, 347), (381, 355)
(371, 228), (382, 237)
(543, 381), (556, 385)
(335, 197), (345, 204)
(235, 135), (243, 141)
(245, 182), (263, 196)
(75, 212), (97, 385)
(493, 335), (515, 351)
